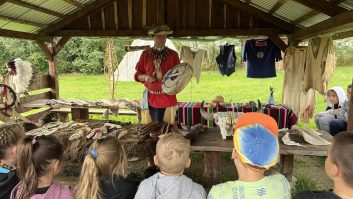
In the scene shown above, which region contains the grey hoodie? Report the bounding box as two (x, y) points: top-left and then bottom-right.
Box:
(134, 172), (206, 199)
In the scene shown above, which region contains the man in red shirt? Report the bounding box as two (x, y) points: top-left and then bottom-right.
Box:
(134, 25), (180, 124)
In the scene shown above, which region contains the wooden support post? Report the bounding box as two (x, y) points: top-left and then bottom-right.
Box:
(71, 108), (89, 121)
(347, 78), (353, 132)
(203, 151), (221, 188)
(280, 154), (294, 182)
(58, 112), (69, 122)
(268, 34), (288, 52)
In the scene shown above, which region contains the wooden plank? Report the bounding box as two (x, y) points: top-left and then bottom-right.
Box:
(211, 0), (224, 29)
(26, 108), (50, 122)
(186, 0), (196, 29)
(224, 0), (297, 32)
(62, 0), (84, 8)
(141, 0), (146, 27)
(196, 0), (209, 29)
(280, 154), (294, 182)
(114, 1), (119, 29)
(0, 15), (46, 27)
(179, 0), (187, 29)
(332, 29), (353, 40)
(292, 9), (353, 41)
(39, 0), (112, 35)
(103, 4), (115, 30)
(89, 9), (103, 30)
(146, 0), (157, 27)
(101, 9), (105, 30)
(132, 0), (143, 29)
(209, 0), (212, 28)
(55, 28), (286, 37)
(268, 34), (288, 52)
(29, 75), (50, 91)
(292, 0), (347, 17)
(71, 108), (89, 120)
(117, 0), (129, 29)
(156, 0), (165, 25)
(19, 91), (51, 105)
(203, 152), (221, 188)
(293, 10), (318, 25)
(7, 0), (66, 18)
(347, 79), (353, 132)
(165, 0), (178, 29)
(128, 0), (132, 29)
(0, 28), (37, 40)
(225, 2), (237, 28)
(269, 0), (286, 15)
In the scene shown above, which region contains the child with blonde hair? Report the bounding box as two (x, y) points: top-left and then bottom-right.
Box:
(0, 123), (25, 199)
(135, 133), (206, 199)
(208, 113), (291, 199)
(75, 136), (137, 199)
(10, 135), (73, 199)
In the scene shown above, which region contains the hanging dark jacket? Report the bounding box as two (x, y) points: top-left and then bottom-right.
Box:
(216, 44), (236, 77)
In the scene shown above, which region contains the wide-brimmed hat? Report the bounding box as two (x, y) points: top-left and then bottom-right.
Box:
(148, 25), (173, 36)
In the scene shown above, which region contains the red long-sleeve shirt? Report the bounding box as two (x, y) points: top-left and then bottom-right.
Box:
(134, 48), (180, 108)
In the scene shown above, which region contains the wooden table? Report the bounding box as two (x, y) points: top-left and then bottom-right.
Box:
(191, 128), (332, 187)
(22, 99), (139, 121)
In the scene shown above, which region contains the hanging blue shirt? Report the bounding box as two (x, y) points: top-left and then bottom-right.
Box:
(242, 39), (282, 78)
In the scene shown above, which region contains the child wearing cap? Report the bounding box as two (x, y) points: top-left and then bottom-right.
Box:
(208, 112), (291, 199)
(293, 132), (353, 199)
(134, 133), (206, 199)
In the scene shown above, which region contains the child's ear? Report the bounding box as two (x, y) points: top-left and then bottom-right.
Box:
(185, 158), (191, 168)
(232, 148), (238, 159)
(153, 155), (159, 166)
(331, 163), (340, 178)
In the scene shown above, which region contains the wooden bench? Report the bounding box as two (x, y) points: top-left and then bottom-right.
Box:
(50, 108), (137, 122)
(190, 128), (332, 187)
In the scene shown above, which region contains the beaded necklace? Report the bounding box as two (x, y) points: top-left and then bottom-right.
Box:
(0, 161), (16, 171)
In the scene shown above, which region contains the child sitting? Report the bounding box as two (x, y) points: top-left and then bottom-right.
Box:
(75, 136), (137, 199)
(0, 123), (25, 199)
(315, 86), (346, 133)
(208, 112), (291, 199)
(134, 133), (206, 199)
(329, 84), (351, 136)
(293, 132), (353, 199)
(10, 135), (73, 199)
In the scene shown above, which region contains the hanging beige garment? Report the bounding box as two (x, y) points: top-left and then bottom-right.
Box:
(282, 47), (316, 122)
(180, 46), (209, 83)
(141, 106), (178, 124)
(303, 37), (335, 95)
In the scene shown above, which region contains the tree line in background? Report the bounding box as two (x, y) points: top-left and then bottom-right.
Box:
(0, 37), (351, 75)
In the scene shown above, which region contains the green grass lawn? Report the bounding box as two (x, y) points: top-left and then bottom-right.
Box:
(59, 66), (353, 127)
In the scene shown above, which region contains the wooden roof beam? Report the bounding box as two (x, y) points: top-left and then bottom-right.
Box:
(39, 0), (113, 35)
(53, 28), (286, 37)
(292, 9), (353, 41)
(332, 29), (353, 40)
(62, 0), (84, 8)
(223, 0), (297, 32)
(292, 0), (347, 17)
(0, 0), (7, 6)
(269, 0), (287, 15)
(0, 15), (46, 27)
(0, 28), (36, 40)
(7, 0), (66, 18)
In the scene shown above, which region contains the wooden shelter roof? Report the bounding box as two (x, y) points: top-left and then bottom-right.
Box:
(0, 0), (352, 42)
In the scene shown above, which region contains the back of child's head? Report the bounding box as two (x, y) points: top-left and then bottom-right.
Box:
(234, 112), (279, 170)
(75, 136), (127, 199)
(0, 122), (25, 160)
(330, 132), (353, 188)
(16, 135), (63, 199)
(156, 133), (190, 174)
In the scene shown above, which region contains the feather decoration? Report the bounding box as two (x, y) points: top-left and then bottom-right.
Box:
(7, 58), (35, 94)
